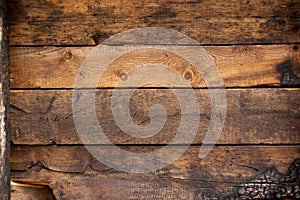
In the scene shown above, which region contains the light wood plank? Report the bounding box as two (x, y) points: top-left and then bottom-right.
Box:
(11, 145), (300, 199)
(9, 88), (300, 145)
(8, 0), (300, 45)
(9, 45), (300, 89)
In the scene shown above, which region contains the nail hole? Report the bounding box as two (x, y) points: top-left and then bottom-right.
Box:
(25, 15), (31, 20)
(184, 71), (193, 81)
(49, 139), (56, 144)
(48, 113), (57, 121)
(120, 73), (128, 81)
(293, 45), (298, 51)
(64, 51), (73, 60)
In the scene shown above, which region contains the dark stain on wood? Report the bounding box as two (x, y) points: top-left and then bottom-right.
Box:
(91, 32), (111, 45)
(292, 25), (300, 33)
(266, 16), (286, 26)
(195, 159), (300, 199)
(276, 60), (300, 86)
(152, 7), (177, 19)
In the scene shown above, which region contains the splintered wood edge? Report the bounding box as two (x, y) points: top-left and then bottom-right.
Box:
(0, 0), (10, 198)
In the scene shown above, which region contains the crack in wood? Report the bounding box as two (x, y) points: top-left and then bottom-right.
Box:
(10, 104), (27, 114)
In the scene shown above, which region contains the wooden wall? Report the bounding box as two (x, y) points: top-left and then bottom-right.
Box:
(8, 0), (300, 199)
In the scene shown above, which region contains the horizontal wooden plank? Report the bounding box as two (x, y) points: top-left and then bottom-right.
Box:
(11, 145), (300, 199)
(10, 88), (300, 145)
(8, 0), (300, 45)
(9, 45), (300, 89)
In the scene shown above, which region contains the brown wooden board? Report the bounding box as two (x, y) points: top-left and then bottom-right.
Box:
(8, 0), (300, 45)
(0, 0), (10, 198)
(10, 145), (300, 199)
(9, 88), (300, 145)
(9, 45), (300, 89)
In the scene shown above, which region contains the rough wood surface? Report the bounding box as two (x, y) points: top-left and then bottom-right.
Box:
(10, 88), (300, 145)
(0, 0), (10, 198)
(7, 0), (300, 199)
(8, 0), (300, 45)
(9, 45), (300, 89)
(11, 184), (55, 200)
(10, 145), (300, 199)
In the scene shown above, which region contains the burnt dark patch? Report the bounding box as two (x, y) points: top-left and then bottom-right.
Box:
(292, 25), (300, 33)
(150, 8), (177, 20)
(185, 0), (204, 4)
(91, 32), (111, 45)
(293, 45), (299, 51)
(276, 60), (300, 86)
(195, 159), (300, 199)
(266, 16), (286, 26)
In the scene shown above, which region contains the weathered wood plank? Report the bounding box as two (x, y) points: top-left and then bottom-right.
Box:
(8, 0), (300, 45)
(11, 183), (55, 200)
(0, 0), (10, 198)
(9, 45), (300, 89)
(10, 88), (300, 145)
(10, 145), (300, 199)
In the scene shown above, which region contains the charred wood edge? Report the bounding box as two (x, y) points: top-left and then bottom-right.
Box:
(276, 60), (300, 86)
(195, 158), (300, 200)
(0, 0), (9, 199)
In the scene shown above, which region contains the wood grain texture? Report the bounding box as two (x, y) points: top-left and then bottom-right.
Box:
(9, 45), (300, 89)
(10, 88), (300, 145)
(7, 0), (300, 199)
(10, 145), (300, 199)
(0, 0), (10, 198)
(8, 0), (300, 45)
(11, 184), (55, 200)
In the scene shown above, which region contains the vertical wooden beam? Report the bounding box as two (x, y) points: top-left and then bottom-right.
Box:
(0, 0), (9, 199)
